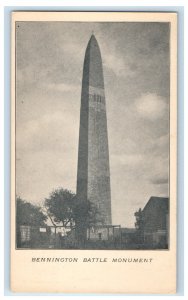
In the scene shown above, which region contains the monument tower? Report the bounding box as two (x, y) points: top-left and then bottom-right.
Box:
(77, 34), (112, 225)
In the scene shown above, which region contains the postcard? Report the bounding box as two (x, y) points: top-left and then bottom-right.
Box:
(11, 11), (177, 293)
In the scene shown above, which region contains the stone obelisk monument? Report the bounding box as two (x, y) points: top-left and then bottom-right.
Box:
(77, 34), (112, 228)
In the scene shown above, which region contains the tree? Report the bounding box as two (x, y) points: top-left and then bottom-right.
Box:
(44, 188), (102, 229)
(72, 195), (103, 247)
(134, 208), (144, 230)
(16, 196), (47, 227)
(44, 188), (76, 228)
(73, 199), (104, 228)
(44, 187), (104, 248)
(16, 196), (47, 247)
(134, 208), (144, 243)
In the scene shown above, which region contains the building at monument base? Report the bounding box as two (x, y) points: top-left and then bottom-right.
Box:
(120, 228), (140, 249)
(140, 196), (169, 249)
(87, 225), (121, 241)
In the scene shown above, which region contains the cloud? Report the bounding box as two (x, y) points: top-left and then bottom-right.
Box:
(16, 111), (79, 153)
(103, 54), (125, 76)
(134, 93), (167, 120)
(111, 153), (143, 168)
(151, 177), (168, 185)
(146, 156), (169, 187)
(16, 150), (78, 204)
(103, 53), (136, 78)
(148, 134), (169, 157)
(47, 83), (80, 93)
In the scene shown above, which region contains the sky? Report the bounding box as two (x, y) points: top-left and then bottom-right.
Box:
(16, 21), (170, 227)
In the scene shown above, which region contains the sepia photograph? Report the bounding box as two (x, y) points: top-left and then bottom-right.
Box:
(10, 11), (177, 294)
(15, 19), (171, 251)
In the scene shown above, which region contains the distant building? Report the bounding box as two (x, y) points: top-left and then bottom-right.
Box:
(87, 225), (121, 241)
(18, 225), (61, 249)
(141, 196), (169, 249)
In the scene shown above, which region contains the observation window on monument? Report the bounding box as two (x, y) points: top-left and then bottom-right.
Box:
(93, 94), (102, 103)
(94, 95), (100, 103)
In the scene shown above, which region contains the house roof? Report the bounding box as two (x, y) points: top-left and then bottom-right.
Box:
(143, 196), (169, 213)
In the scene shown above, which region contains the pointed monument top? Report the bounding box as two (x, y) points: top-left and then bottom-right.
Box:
(87, 33), (100, 53)
(84, 32), (104, 89)
(89, 33), (97, 43)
